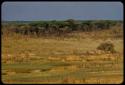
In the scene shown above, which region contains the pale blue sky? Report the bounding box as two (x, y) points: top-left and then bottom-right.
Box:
(2, 2), (123, 21)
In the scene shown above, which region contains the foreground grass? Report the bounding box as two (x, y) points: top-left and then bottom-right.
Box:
(2, 32), (123, 84)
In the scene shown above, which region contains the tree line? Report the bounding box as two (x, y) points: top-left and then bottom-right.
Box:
(2, 19), (123, 37)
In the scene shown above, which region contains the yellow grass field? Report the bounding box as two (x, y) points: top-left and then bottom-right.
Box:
(2, 29), (123, 84)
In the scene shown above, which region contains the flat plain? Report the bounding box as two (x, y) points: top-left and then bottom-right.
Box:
(2, 21), (123, 84)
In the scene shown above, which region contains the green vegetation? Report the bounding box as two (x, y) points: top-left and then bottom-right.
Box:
(2, 19), (123, 37)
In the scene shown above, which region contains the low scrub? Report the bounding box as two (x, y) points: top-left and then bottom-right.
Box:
(97, 42), (116, 53)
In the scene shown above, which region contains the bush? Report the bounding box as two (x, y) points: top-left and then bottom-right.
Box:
(97, 42), (116, 53)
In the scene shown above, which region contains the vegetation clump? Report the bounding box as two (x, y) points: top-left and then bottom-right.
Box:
(97, 42), (116, 53)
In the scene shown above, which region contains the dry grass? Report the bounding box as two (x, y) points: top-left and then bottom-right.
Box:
(2, 29), (123, 84)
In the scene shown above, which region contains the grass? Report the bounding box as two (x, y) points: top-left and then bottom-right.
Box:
(2, 30), (123, 84)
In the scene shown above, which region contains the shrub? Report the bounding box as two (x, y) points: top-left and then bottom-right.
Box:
(97, 42), (116, 53)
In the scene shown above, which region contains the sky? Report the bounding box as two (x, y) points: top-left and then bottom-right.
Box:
(2, 2), (123, 21)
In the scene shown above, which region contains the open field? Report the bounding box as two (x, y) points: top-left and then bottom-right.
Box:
(2, 31), (123, 84)
(1, 20), (124, 84)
